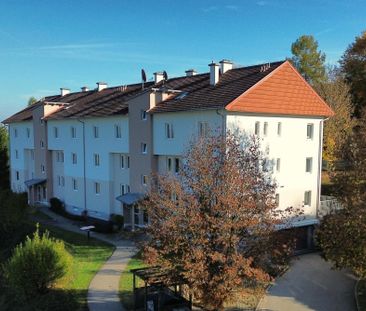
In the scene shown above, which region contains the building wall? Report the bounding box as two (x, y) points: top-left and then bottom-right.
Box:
(226, 112), (322, 222)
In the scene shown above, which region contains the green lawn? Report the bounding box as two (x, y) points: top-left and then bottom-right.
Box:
(0, 220), (115, 311)
(119, 252), (146, 311)
(357, 279), (366, 311)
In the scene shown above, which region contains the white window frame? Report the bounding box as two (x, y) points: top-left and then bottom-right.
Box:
(26, 128), (30, 138)
(165, 123), (174, 139)
(198, 122), (208, 138)
(71, 126), (76, 138)
(120, 184), (125, 195)
(307, 123), (314, 139)
(174, 158), (180, 173)
(94, 153), (100, 166)
(304, 191), (312, 206)
(115, 124), (122, 138)
(306, 157), (313, 173)
(277, 122), (282, 136)
(54, 127), (58, 138)
(255, 121), (260, 135)
(276, 158), (281, 172)
(127, 156), (130, 168)
(72, 178), (78, 191)
(72, 153), (77, 164)
(167, 157), (172, 172)
(120, 155), (125, 169)
(93, 126), (99, 138)
(263, 122), (268, 136)
(275, 193), (280, 206)
(95, 182), (100, 195)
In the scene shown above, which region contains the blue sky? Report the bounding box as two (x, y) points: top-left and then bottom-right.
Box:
(0, 0), (365, 121)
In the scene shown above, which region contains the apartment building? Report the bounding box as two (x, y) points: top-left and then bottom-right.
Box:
(3, 59), (333, 235)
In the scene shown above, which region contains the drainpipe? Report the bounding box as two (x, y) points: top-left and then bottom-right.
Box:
(77, 119), (87, 215)
(316, 118), (326, 219)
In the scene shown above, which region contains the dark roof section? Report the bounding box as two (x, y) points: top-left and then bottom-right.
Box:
(149, 61), (285, 113)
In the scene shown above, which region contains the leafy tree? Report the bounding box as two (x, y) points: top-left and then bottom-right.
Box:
(314, 68), (355, 163)
(143, 131), (296, 310)
(340, 30), (366, 117)
(291, 35), (327, 85)
(28, 96), (38, 106)
(0, 125), (9, 190)
(3, 226), (72, 299)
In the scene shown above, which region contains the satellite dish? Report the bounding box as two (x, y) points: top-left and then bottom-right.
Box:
(163, 70), (168, 81)
(141, 69), (147, 83)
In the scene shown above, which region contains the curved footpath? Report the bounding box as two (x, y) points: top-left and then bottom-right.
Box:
(36, 207), (137, 311)
(257, 253), (357, 311)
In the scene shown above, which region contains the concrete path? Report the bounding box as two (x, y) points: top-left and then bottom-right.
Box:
(257, 253), (357, 311)
(34, 207), (137, 311)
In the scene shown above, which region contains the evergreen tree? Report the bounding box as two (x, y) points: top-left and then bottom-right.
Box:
(291, 35), (327, 85)
(28, 96), (38, 106)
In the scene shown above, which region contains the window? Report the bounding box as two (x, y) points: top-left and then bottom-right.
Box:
(26, 128), (30, 138)
(142, 175), (148, 186)
(120, 184), (125, 195)
(41, 165), (45, 173)
(127, 156), (130, 168)
(277, 122), (282, 136)
(120, 155), (125, 169)
(307, 123), (314, 139)
(198, 122), (208, 138)
(276, 158), (281, 172)
(306, 157), (313, 173)
(30, 150), (34, 160)
(275, 194), (280, 206)
(40, 140), (44, 148)
(255, 121), (260, 135)
(141, 110), (147, 120)
(126, 185), (130, 193)
(167, 157), (172, 172)
(57, 175), (61, 186)
(16, 171), (19, 180)
(71, 126), (76, 138)
(115, 125), (122, 138)
(95, 182), (100, 194)
(94, 154), (100, 166)
(175, 158), (180, 173)
(56, 151), (60, 162)
(14, 128), (18, 138)
(141, 143), (147, 154)
(15, 149), (19, 159)
(263, 122), (268, 136)
(54, 127), (58, 138)
(72, 153), (77, 164)
(93, 126), (99, 138)
(61, 176), (65, 187)
(165, 123), (174, 139)
(304, 191), (312, 206)
(72, 178), (78, 191)
(60, 151), (64, 163)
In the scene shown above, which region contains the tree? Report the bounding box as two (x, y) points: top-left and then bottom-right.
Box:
(0, 125), (10, 190)
(340, 30), (366, 117)
(143, 131), (296, 310)
(291, 35), (327, 85)
(28, 96), (37, 106)
(317, 114), (366, 278)
(314, 68), (355, 163)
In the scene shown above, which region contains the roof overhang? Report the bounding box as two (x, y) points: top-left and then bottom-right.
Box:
(116, 192), (145, 205)
(24, 178), (47, 187)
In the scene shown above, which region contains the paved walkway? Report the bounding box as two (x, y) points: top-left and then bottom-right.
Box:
(257, 253), (357, 311)
(35, 207), (137, 311)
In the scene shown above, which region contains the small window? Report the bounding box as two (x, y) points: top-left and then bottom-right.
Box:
(94, 154), (100, 166)
(56, 151), (60, 162)
(120, 184), (125, 195)
(41, 165), (45, 173)
(142, 175), (148, 186)
(167, 158), (172, 172)
(276, 158), (281, 172)
(15, 149), (19, 159)
(307, 123), (314, 139)
(126, 185), (130, 193)
(16, 171), (19, 180)
(61, 176), (65, 187)
(255, 121), (260, 135)
(263, 122), (268, 136)
(40, 140), (44, 148)
(71, 126), (76, 138)
(60, 151), (64, 163)
(54, 127), (58, 138)
(26, 128), (30, 138)
(277, 122), (282, 136)
(93, 126), (99, 138)
(175, 158), (180, 173)
(120, 155), (125, 169)
(57, 175), (61, 186)
(127, 156), (130, 168)
(115, 125), (121, 138)
(141, 143), (147, 154)
(14, 128), (18, 138)
(275, 194), (280, 206)
(304, 191), (312, 206)
(306, 157), (313, 173)
(72, 153), (77, 164)
(165, 123), (174, 139)
(72, 178), (78, 191)
(198, 122), (208, 138)
(95, 182), (100, 194)
(141, 110), (147, 120)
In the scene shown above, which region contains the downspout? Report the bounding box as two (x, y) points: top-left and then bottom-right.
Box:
(77, 119), (87, 215)
(316, 118), (327, 219)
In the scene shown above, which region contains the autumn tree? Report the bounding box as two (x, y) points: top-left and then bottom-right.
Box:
(0, 125), (10, 190)
(143, 131), (295, 310)
(291, 35), (327, 85)
(317, 114), (366, 278)
(340, 30), (366, 117)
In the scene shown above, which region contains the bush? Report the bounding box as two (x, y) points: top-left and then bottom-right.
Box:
(3, 225), (72, 299)
(49, 197), (65, 215)
(87, 217), (113, 233)
(110, 214), (124, 231)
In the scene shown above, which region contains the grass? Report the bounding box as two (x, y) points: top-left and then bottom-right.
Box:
(0, 217), (115, 311)
(357, 279), (366, 311)
(119, 252), (146, 311)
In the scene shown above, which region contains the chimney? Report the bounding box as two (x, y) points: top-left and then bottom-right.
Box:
(154, 72), (164, 84)
(81, 86), (89, 92)
(60, 88), (70, 96)
(96, 82), (107, 91)
(219, 59), (233, 74)
(209, 62), (219, 86)
(185, 69), (197, 76)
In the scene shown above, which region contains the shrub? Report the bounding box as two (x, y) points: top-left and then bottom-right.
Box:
(110, 214), (124, 231)
(49, 197), (65, 215)
(3, 225), (72, 299)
